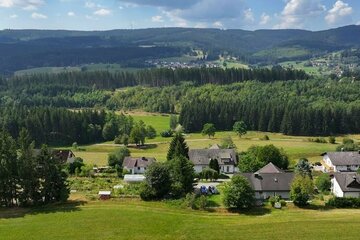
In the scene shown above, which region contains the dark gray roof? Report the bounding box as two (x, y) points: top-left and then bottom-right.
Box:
(256, 162), (284, 174)
(189, 148), (237, 166)
(242, 172), (295, 192)
(333, 172), (360, 192)
(123, 157), (156, 168)
(324, 152), (360, 166)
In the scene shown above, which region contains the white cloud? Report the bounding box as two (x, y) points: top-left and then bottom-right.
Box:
(357, 21), (360, 25)
(259, 13), (270, 25)
(9, 14), (18, 18)
(244, 8), (254, 22)
(94, 8), (111, 16)
(325, 1), (352, 25)
(274, 0), (326, 29)
(122, 0), (248, 28)
(151, 15), (164, 23)
(67, 11), (75, 17)
(213, 21), (223, 28)
(31, 12), (47, 19)
(0, 0), (44, 10)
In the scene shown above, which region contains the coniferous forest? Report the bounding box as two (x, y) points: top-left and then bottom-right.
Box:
(0, 67), (359, 142)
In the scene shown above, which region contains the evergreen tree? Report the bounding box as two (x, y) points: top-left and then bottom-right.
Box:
(209, 158), (220, 174)
(167, 133), (189, 161)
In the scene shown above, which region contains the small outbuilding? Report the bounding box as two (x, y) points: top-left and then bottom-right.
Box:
(123, 174), (146, 183)
(98, 191), (111, 200)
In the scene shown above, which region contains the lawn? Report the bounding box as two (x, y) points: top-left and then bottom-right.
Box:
(1, 200), (360, 240)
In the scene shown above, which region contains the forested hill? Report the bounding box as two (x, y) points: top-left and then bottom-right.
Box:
(0, 25), (360, 74)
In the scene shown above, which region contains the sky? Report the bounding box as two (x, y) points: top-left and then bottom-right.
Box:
(0, 0), (359, 31)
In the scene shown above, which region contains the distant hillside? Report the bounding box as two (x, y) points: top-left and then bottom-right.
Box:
(0, 25), (359, 74)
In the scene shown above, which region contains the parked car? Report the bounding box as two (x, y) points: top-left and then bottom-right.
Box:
(200, 185), (208, 195)
(208, 186), (219, 195)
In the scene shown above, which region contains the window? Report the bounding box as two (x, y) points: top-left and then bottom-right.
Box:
(138, 167), (141, 170)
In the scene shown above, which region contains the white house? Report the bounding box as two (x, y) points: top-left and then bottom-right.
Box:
(331, 172), (360, 198)
(122, 157), (156, 174)
(241, 162), (295, 200)
(189, 144), (238, 174)
(322, 151), (360, 172)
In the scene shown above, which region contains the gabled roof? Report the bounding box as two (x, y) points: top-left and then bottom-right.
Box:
(323, 152), (360, 166)
(33, 149), (75, 164)
(256, 162), (284, 174)
(242, 172), (295, 192)
(333, 172), (360, 192)
(122, 157), (156, 168)
(241, 163), (294, 192)
(189, 148), (237, 166)
(209, 144), (221, 149)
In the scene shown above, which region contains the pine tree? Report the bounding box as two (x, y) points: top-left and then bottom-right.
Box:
(167, 133), (189, 161)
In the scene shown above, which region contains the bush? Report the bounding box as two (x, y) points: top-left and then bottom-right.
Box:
(185, 193), (197, 209)
(308, 137), (327, 143)
(328, 136), (336, 144)
(290, 175), (314, 207)
(139, 183), (156, 201)
(261, 135), (270, 141)
(223, 175), (255, 209)
(326, 197), (360, 208)
(160, 129), (174, 138)
(315, 173), (331, 192)
(198, 195), (208, 210)
(280, 199), (287, 207)
(269, 195), (281, 207)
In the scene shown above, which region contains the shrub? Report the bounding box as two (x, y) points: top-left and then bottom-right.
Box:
(223, 175), (255, 209)
(290, 175), (314, 207)
(328, 136), (336, 144)
(198, 195), (208, 210)
(185, 193), (197, 209)
(160, 129), (174, 138)
(139, 183), (156, 201)
(280, 199), (287, 207)
(326, 197), (360, 208)
(261, 135), (270, 141)
(269, 195), (281, 207)
(315, 173), (331, 192)
(308, 138), (327, 143)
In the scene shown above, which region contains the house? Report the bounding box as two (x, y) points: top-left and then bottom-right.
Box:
(189, 144), (238, 173)
(52, 150), (76, 164)
(122, 157), (156, 174)
(241, 162), (295, 200)
(331, 172), (360, 198)
(98, 191), (111, 200)
(322, 151), (360, 172)
(33, 149), (76, 164)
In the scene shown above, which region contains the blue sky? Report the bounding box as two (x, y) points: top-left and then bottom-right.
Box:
(0, 0), (359, 30)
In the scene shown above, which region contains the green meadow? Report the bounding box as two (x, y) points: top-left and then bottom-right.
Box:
(71, 112), (359, 166)
(1, 200), (360, 240)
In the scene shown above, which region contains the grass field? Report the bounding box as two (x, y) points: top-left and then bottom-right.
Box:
(70, 113), (360, 166)
(1, 200), (360, 240)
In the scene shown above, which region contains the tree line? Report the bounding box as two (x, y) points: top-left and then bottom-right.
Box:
(0, 129), (68, 207)
(0, 106), (141, 146)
